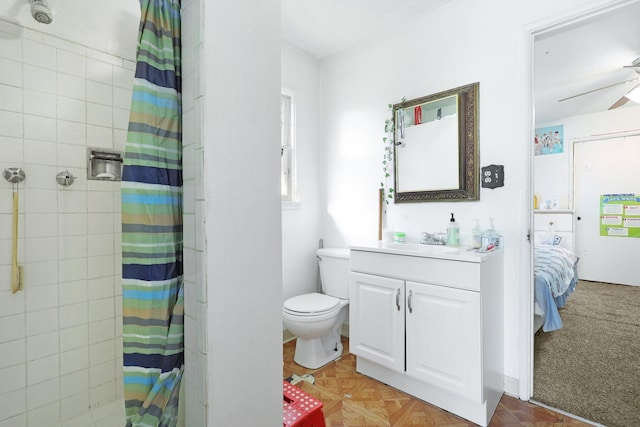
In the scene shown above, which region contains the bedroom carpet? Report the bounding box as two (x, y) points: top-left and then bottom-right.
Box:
(533, 280), (640, 427)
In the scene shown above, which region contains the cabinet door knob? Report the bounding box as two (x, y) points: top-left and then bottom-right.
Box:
(408, 290), (413, 314)
(395, 288), (401, 311)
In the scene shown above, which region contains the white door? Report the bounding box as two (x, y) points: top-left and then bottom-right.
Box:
(349, 272), (405, 373)
(573, 135), (640, 286)
(405, 281), (481, 402)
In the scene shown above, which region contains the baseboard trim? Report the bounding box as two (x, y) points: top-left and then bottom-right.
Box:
(529, 400), (604, 427)
(283, 323), (350, 344)
(341, 323), (349, 338)
(283, 329), (295, 343)
(503, 375), (519, 397)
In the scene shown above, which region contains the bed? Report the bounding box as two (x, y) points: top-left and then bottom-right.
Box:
(533, 243), (579, 333)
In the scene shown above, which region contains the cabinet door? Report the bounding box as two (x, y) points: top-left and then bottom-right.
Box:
(349, 272), (405, 373)
(405, 281), (482, 402)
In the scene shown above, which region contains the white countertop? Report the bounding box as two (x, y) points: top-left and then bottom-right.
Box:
(349, 241), (501, 263)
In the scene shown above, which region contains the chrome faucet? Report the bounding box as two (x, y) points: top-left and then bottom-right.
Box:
(420, 232), (446, 245)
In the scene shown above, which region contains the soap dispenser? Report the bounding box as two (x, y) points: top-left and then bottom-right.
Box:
(481, 217), (503, 250)
(447, 213), (460, 246)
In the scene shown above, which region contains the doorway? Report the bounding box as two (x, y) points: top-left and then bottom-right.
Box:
(530, 1), (640, 425)
(573, 133), (640, 286)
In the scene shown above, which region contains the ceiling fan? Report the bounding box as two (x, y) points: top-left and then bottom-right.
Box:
(558, 57), (640, 109)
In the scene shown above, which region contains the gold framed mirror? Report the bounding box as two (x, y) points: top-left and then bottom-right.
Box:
(393, 82), (479, 202)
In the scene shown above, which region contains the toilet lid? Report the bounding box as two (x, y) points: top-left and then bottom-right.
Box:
(284, 293), (339, 314)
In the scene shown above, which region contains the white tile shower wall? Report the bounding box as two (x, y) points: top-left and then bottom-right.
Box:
(180, 0), (207, 425)
(0, 20), (134, 426)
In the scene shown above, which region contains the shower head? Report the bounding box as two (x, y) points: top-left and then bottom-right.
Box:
(29, 0), (53, 24)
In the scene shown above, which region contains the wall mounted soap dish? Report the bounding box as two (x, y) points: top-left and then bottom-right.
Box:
(87, 148), (123, 181)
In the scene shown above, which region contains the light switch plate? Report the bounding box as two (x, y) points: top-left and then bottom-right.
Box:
(481, 164), (504, 189)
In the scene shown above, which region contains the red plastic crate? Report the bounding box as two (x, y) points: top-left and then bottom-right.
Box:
(283, 380), (326, 427)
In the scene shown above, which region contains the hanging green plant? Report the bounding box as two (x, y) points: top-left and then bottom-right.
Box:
(380, 97), (404, 206)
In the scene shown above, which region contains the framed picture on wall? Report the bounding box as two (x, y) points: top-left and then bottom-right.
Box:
(535, 124), (564, 155)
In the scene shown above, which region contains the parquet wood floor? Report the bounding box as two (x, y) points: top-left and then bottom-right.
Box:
(283, 337), (592, 427)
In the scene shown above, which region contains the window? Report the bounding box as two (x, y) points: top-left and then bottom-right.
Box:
(281, 91), (297, 204)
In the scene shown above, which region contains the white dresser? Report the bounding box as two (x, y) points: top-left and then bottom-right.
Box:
(533, 209), (575, 252)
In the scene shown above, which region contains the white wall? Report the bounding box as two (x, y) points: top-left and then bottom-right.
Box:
(317, 0), (624, 395)
(281, 44), (322, 303)
(535, 105), (640, 208)
(0, 19), (135, 425)
(201, 1), (283, 426)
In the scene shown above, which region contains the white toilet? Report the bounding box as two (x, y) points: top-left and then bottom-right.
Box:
(283, 248), (350, 369)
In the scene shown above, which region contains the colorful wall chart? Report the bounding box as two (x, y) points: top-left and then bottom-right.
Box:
(600, 194), (640, 238)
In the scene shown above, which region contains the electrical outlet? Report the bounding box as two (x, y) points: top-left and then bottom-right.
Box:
(481, 164), (504, 189)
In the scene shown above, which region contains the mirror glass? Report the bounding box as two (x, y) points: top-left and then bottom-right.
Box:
(393, 83), (479, 202)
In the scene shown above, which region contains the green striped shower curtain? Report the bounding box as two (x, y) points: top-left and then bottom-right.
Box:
(121, 0), (183, 426)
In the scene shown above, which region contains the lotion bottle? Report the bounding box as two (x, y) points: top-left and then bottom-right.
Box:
(472, 219), (483, 249)
(447, 213), (460, 246)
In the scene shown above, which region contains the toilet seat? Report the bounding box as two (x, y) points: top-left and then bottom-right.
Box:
(283, 293), (340, 316)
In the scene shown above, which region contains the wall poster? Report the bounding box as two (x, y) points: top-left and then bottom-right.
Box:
(600, 194), (640, 238)
(534, 124), (564, 155)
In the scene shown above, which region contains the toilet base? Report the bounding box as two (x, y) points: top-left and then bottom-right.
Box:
(293, 335), (344, 370)
(292, 307), (346, 369)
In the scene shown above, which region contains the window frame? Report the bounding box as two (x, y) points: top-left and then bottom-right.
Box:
(281, 89), (299, 207)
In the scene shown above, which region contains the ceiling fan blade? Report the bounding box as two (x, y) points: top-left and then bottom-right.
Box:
(609, 82), (640, 110)
(609, 96), (630, 110)
(558, 77), (640, 102)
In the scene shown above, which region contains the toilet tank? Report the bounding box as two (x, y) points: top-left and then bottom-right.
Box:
(317, 248), (350, 299)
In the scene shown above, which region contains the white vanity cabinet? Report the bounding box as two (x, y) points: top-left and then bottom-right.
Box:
(349, 244), (504, 427)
